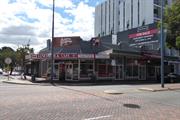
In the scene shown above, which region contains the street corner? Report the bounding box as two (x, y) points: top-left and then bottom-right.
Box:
(168, 87), (180, 91)
(138, 87), (169, 92)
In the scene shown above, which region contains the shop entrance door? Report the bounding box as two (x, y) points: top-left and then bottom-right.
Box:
(54, 63), (59, 80)
(115, 65), (124, 80)
(65, 63), (73, 80)
(155, 66), (160, 81)
(59, 64), (65, 80)
(139, 65), (146, 80)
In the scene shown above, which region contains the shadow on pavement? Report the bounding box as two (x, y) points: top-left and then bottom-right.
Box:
(34, 79), (159, 86)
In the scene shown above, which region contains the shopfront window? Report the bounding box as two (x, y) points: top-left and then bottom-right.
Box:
(126, 57), (139, 79)
(73, 64), (78, 80)
(80, 60), (93, 78)
(126, 65), (138, 77)
(147, 66), (155, 77)
(98, 64), (113, 77)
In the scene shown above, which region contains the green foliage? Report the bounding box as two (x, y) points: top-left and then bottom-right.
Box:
(0, 45), (34, 74)
(176, 36), (180, 48)
(164, 0), (180, 48)
(16, 46), (34, 69)
(0, 47), (16, 69)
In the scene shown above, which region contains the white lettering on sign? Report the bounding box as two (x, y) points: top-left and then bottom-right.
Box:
(31, 54), (48, 59)
(78, 54), (94, 59)
(60, 38), (72, 46)
(55, 53), (78, 59)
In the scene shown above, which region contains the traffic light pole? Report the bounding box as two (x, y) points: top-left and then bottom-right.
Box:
(160, 0), (164, 88)
(51, 0), (55, 82)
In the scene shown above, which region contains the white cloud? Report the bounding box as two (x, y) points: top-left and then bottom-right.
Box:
(0, 0), (96, 53)
(64, 2), (95, 39)
(36, 0), (76, 9)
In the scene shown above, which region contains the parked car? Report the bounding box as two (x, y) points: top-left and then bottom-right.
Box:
(164, 73), (180, 83)
(11, 71), (21, 76)
(0, 68), (3, 74)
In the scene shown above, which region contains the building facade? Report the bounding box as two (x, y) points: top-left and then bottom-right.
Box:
(26, 35), (180, 82)
(95, 0), (172, 37)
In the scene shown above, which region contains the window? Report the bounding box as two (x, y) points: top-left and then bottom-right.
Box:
(80, 61), (93, 78)
(154, 0), (161, 5)
(154, 6), (161, 18)
(126, 65), (139, 77)
(127, 20), (130, 29)
(147, 66), (155, 77)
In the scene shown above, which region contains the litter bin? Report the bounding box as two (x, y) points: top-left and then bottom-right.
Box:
(31, 75), (36, 82)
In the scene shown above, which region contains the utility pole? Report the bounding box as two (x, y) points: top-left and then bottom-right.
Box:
(51, 0), (55, 82)
(160, 0), (164, 88)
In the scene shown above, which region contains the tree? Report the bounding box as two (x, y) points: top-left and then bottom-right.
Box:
(164, 0), (180, 49)
(16, 45), (34, 74)
(0, 47), (16, 74)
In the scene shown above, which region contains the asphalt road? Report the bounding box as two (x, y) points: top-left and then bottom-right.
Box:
(0, 79), (180, 120)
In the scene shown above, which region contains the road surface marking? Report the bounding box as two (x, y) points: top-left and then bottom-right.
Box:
(84, 115), (112, 120)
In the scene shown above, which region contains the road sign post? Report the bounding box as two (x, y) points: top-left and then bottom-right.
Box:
(5, 57), (12, 80)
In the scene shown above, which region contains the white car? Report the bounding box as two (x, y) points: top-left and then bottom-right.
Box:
(2, 72), (9, 76)
(12, 71), (21, 76)
(0, 68), (3, 74)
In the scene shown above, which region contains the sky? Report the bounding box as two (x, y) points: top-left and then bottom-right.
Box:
(0, 0), (104, 53)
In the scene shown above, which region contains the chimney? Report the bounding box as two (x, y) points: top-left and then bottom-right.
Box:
(47, 39), (51, 50)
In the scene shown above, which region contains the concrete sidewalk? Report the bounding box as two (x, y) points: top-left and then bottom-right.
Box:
(2, 75), (180, 92)
(138, 83), (180, 92)
(2, 75), (46, 85)
(2, 79), (39, 85)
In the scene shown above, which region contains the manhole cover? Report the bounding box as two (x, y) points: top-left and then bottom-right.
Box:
(123, 104), (140, 109)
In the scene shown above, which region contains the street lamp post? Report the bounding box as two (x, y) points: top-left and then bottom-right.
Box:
(51, 0), (55, 82)
(160, 0), (164, 88)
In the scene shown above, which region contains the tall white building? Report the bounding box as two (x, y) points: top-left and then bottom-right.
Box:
(95, 0), (172, 37)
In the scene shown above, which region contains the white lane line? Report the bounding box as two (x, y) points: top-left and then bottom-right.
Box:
(84, 115), (112, 120)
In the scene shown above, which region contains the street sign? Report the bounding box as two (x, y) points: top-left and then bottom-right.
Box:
(5, 57), (12, 64)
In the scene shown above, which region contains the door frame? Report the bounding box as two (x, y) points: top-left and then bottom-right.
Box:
(54, 63), (60, 80)
(155, 66), (160, 81)
(138, 65), (146, 80)
(115, 65), (124, 80)
(65, 63), (73, 81)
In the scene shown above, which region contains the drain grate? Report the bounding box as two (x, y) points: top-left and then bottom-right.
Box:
(123, 104), (140, 109)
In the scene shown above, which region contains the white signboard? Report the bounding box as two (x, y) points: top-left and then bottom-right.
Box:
(5, 57), (12, 64)
(95, 54), (110, 59)
(78, 54), (94, 59)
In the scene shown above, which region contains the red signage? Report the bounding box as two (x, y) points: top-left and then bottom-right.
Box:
(29, 53), (110, 60)
(55, 53), (78, 59)
(128, 29), (158, 39)
(31, 54), (48, 60)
